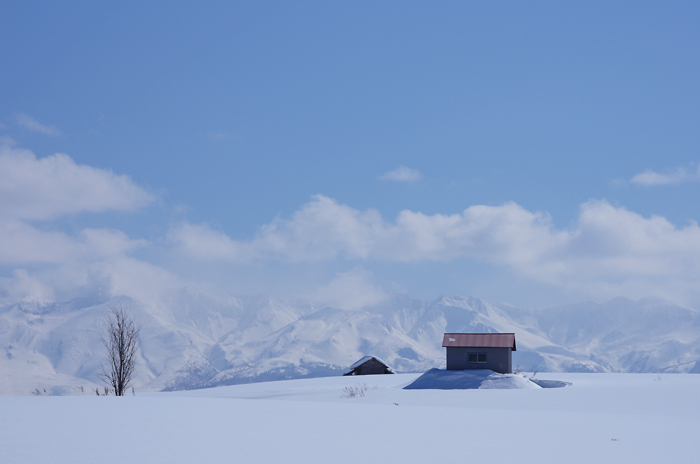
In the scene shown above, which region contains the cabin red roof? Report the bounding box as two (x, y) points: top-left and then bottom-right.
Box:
(442, 333), (516, 351)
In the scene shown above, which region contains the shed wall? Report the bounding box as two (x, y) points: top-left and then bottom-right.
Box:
(446, 347), (512, 374)
(359, 359), (389, 375)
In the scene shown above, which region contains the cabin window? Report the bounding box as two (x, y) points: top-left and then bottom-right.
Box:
(468, 352), (487, 363)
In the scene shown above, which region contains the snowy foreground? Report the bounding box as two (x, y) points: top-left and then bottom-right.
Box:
(2, 373), (699, 463)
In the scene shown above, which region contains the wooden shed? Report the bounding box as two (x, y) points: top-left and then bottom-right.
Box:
(343, 356), (395, 376)
(443, 333), (516, 374)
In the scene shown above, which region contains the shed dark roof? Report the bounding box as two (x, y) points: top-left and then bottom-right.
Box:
(442, 333), (516, 351)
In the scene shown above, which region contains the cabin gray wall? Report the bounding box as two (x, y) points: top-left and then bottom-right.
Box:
(446, 347), (512, 374)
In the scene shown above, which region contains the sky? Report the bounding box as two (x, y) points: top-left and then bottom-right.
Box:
(1, 1), (700, 310)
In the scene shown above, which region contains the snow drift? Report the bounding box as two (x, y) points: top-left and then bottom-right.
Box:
(404, 368), (541, 390)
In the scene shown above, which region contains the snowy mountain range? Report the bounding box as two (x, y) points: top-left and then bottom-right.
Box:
(2, 292), (700, 395)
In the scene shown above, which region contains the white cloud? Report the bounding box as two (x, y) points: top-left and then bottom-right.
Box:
(0, 145), (155, 221)
(0, 269), (57, 304)
(309, 268), (389, 310)
(172, 195), (700, 305)
(378, 166), (423, 182)
(170, 195), (385, 262)
(0, 143), (158, 305)
(0, 256), (180, 307)
(0, 221), (145, 264)
(169, 222), (243, 261)
(630, 165), (700, 186)
(96, 256), (183, 309)
(171, 195), (559, 264)
(15, 113), (62, 136)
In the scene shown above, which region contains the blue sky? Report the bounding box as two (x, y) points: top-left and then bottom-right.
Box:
(2, 2), (700, 309)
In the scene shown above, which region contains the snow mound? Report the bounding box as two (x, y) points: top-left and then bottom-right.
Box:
(404, 368), (542, 390)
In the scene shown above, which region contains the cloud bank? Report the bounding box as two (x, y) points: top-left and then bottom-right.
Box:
(172, 195), (700, 305)
(171, 195), (562, 264)
(5, 141), (700, 308)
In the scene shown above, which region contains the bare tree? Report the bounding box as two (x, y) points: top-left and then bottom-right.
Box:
(98, 304), (140, 396)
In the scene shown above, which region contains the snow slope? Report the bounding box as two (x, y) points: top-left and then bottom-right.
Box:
(1, 373), (698, 464)
(2, 292), (700, 394)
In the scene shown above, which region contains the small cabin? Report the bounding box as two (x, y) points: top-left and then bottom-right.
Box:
(443, 333), (516, 374)
(343, 356), (395, 376)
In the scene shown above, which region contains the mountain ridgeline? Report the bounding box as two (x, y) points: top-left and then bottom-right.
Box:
(2, 293), (700, 394)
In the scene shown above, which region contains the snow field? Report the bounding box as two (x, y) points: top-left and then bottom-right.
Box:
(1, 373), (699, 463)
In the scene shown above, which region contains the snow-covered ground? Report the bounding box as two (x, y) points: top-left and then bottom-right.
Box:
(2, 372), (698, 463)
